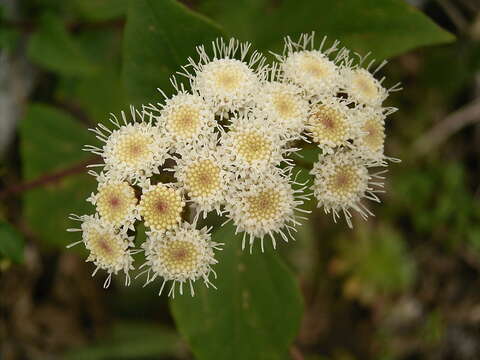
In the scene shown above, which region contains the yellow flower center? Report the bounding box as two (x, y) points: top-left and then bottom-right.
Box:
(247, 190), (282, 221)
(301, 55), (331, 79)
(308, 105), (348, 145)
(158, 240), (200, 275)
(214, 65), (245, 92)
(236, 131), (272, 163)
(167, 105), (201, 139)
(326, 165), (362, 200)
(139, 185), (184, 231)
(87, 229), (124, 268)
(184, 159), (221, 197)
(115, 131), (153, 166)
(353, 71), (378, 100)
(361, 117), (385, 152)
(272, 92), (298, 119)
(96, 182), (137, 225)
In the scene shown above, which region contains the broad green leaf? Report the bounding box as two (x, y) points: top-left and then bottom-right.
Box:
(170, 223), (303, 360)
(123, 0), (224, 105)
(296, 145), (320, 166)
(56, 29), (127, 122)
(198, 0), (454, 59)
(20, 104), (95, 248)
(198, 0), (268, 41)
(0, 221), (24, 263)
(27, 14), (97, 75)
(64, 321), (183, 360)
(58, 69), (127, 123)
(71, 0), (127, 21)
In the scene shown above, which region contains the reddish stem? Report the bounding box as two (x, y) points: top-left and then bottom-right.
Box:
(0, 157), (99, 199)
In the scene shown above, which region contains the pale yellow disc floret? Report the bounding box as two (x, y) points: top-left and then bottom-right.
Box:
(236, 131), (272, 163)
(193, 58), (259, 112)
(224, 170), (306, 251)
(299, 53), (333, 80)
(140, 222), (221, 296)
(360, 117), (385, 153)
(255, 81), (309, 137)
(96, 182), (137, 226)
(281, 50), (340, 96)
(308, 104), (349, 146)
(166, 104), (201, 139)
(155, 240), (201, 277)
(272, 92), (300, 119)
(114, 131), (154, 167)
(352, 70), (379, 101)
(325, 164), (364, 203)
(184, 159), (221, 198)
(85, 228), (127, 270)
(213, 63), (246, 92)
(139, 185), (184, 231)
(247, 190), (282, 221)
(92, 119), (169, 182)
(342, 68), (386, 106)
(310, 151), (377, 227)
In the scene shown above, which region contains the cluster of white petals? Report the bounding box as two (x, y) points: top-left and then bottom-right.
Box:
(68, 33), (399, 297)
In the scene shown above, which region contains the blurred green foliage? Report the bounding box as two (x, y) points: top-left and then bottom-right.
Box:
(64, 321), (184, 360)
(0, 220), (24, 263)
(333, 225), (416, 304)
(20, 104), (95, 248)
(391, 161), (480, 251)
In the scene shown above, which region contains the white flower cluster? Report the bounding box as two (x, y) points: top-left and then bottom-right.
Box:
(67, 33), (400, 297)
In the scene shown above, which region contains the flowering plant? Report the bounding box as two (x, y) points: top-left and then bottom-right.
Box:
(68, 33), (400, 297)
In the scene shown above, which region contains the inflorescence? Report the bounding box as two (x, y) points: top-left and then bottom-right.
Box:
(67, 33), (401, 297)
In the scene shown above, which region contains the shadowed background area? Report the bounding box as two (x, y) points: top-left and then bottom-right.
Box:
(0, 0), (479, 359)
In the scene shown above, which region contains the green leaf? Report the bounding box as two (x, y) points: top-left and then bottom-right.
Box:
(20, 104), (95, 248)
(123, 0), (224, 105)
(170, 223), (303, 360)
(71, 0), (127, 21)
(0, 29), (20, 51)
(198, 0), (454, 59)
(56, 29), (127, 122)
(27, 14), (97, 75)
(64, 321), (183, 360)
(0, 221), (24, 263)
(198, 0), (268, 41)
(296, 145), (320, 166)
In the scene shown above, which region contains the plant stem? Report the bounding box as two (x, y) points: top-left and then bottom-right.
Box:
(0, 157), (99, 199)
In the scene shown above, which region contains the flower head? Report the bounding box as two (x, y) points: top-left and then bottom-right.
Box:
(224, 169), (310, 251)
(139, 183), (185, 232)
(179, 38), (266, 114)
(173, 146), (229, 217)
(341, 67), (387, 107)
(67, 214), (135, 288)
(306, 96), (358, 153)
(87, 174), (139, 230)
(220, 112), (295, 175)
(145, 91), (216, 152)
(254, 78), (309, 139)
(310, 150), (384, 227)
(140, 222), (222, 297)
(353, 107), (388, 163)
(274, 33), (345, 98)
(84, 107), (170, 183)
